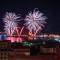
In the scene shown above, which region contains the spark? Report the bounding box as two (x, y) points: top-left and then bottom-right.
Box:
(3, 12), (20, 36)
(24, 8), (47, 34)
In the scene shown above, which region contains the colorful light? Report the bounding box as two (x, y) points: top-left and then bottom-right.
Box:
(3, 12), (20, 36)
(24, 8), (47, 34)
(24, 8), (47, 40)
(7, 36), (23, 42)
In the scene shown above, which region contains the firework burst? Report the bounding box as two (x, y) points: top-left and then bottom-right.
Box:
(24, 8), (47, 34)
(3, 12), (20, 36)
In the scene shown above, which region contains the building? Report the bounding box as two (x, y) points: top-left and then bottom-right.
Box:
(0, 40), (59, 60)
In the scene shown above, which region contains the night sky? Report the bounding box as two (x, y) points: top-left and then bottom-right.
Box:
(0, 0), (60, 34)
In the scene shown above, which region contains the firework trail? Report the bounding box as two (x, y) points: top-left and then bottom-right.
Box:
(24, 8), (47, 34)
(3, 12), (20, 36)
(20, 26), (24, 35)
(15, 26), (24, 36)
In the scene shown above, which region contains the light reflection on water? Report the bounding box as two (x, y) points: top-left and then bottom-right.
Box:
(0, 34), (24, 42)
(7, 36), (23, 42)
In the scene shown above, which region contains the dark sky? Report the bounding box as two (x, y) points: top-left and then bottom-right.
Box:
(0, 0), (60, 34)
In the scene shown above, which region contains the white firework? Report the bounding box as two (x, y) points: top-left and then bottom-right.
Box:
(3, 12), (20, 36)
(24, 9), (47, 33)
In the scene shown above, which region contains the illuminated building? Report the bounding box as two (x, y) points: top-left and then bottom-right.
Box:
(0, 40), (59, 60)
